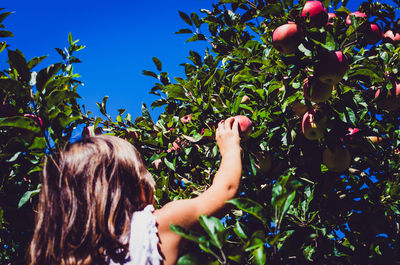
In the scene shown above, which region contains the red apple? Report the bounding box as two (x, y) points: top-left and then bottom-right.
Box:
(302, 109), (327, 141)
(24, 114), (43, 127)
(365, 23), (383, 44)
(272, 23), (304, 54)
(375, 81), (400, 111)
(315, 50), (349, 85)
(346, 11), (367, 25)
(180, 114), (192, 123)
(301, 1), (328, 28)
(234, 115), (252, 139)
(383, 30), (400, 43)
(326, 13), (337, 29)
(303, 76), (333, 102)
(323, 146), (351, 172)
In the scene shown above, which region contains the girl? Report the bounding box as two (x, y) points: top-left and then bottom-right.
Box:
(29, 117), (243, 265)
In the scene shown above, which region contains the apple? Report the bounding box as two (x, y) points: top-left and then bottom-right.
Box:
(383, 30), (400, 43)
(364, 23), (382, 44)
(303, 76), (333, 102)
(315, 50), (349, 85)
(255, 152), (272, 173)
(326, 13), (337, 29)
(346, 11), (367, 25)
(375, 81), (400, 111)
(291, 101), (309, 117)
(302, 109), (327, 141)
(301, 1), (328, 28)
(180, 114), (192, 123)
(24, 114), (43, 127)
(82, 125), (103, 138)
(272, 23), (304, 54)
(323, 146), (351, 172)
(234, 115), (252, 139)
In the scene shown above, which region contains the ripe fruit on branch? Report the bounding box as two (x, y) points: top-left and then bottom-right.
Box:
(303, 76), (333, 103)
(302, 109), (327, 141)
(383, 30), (400, 43)
(364, 23), (382, 44)
(375, 81), (400, 111)
(346, 11), (367, 25)
(234, 115), (252, 139)
(315, 50), (349, 85)
(272, 23), (304, 54)
(180, 114), (192, 123)
(301, 1), (328, 28)
(291, 101), (309, 117)
(24, 114), (43, 127)
(326, 13), (336, 29)
(323, 146), (351, 172)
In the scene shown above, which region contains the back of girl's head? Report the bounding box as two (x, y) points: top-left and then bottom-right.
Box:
(29, 135), (155, 265)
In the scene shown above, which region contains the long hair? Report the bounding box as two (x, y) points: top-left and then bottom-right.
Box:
(29, 135), (155, 265)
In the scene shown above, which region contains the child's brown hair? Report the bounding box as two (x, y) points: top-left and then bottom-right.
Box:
(29, 135), (155, 265)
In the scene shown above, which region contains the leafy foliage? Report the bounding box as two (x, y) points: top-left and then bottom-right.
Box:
(1, 0), (400, 264)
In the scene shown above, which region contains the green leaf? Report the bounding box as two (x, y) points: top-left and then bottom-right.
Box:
(152, 57), (162, 71)
(0, 11), (13, 24)
(142, 70), (158, 78)
(176, 28), (193, 34)
(0, 30), (13, 37)
(228, 198), (267, 225)
(18, 184), (42, 208)
(141, 103), (153, 122)
(0, 116), (41, 133)
(179, 11), (192, 26)
(8, 49), (30, 82)
(165, 84), (188, 101)
(199, 215), (224, 248)
(36, 63), (63, 91)
(177, 253), (203, 265)
(164, 157), (175, 171)
(68, 32), (73, 45)
(170, 224), (205, 244)
(191, 12), (201, 28)
(27, 55), (48, 70)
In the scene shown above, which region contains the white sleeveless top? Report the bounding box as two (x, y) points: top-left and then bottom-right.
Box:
(109, 205), (163, 265)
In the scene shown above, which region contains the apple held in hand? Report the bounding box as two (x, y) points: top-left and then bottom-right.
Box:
(272, 23), (304, 55)
(301, 1), (328, 28)
(315, 50), (349, 85)
(234, 115), (252, 139)
(302, 109), (327, 141)
(323, 146), (351, 172)
(303, 76), (333, 103)
(346, 11), (367, 25)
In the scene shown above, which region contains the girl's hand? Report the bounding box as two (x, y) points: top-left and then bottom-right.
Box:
(216, 117), (241, 157)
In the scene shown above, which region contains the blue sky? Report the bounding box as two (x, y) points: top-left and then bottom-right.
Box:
(0, 0), (396, 121)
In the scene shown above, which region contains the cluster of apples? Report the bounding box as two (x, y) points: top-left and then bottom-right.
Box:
(272, 1), (379, 172)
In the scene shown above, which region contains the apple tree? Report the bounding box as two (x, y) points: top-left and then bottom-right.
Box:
(0, 14), (91, 262)
(110, 0), (399, 263)
(2, 0), (400, 264)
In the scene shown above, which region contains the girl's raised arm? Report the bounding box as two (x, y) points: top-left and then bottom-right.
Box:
(154, 117), (243, 265)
